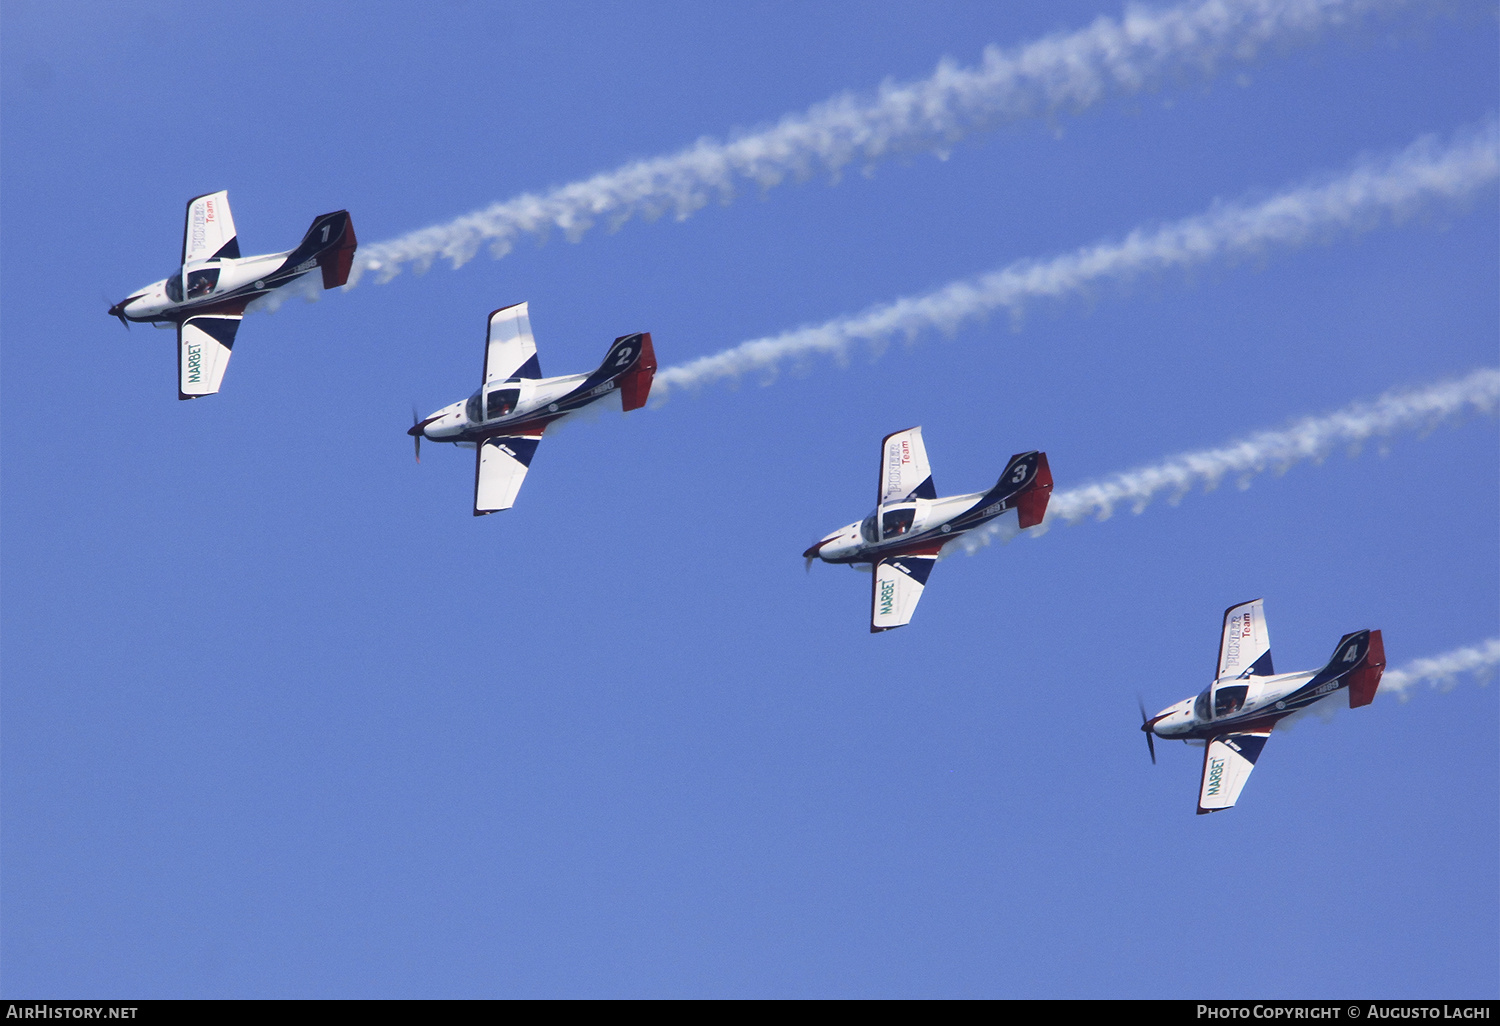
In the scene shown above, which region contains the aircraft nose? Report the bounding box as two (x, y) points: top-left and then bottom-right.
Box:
(802, 540), (827, 560)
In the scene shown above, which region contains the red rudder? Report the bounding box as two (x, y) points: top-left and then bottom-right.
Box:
(619, 332), (657, 412)
(1015, 452), (1053, 529)
(1347, 629), (1386, 708)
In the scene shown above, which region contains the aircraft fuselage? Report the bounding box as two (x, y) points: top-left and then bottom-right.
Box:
(413, 370), (619, 447)
(1147, 669), (1327, 743)
(110, 249), (321, 325)
(807, 488), (1013, 566)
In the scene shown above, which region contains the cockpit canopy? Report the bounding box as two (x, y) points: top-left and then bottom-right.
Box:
(1195, 683), (1249, 720)
(185, 266), (220, 299)
(466, 384), (521, 423)
(164, 265), (220, 303)
(861, 503), (917, 543)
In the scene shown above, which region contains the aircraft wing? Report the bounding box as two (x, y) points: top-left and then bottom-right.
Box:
(879, 426), (935, 503)
(178, 312), (241, 399)
(474, 433), (542, 515)
(182, 191), (238, 264)
(1217, 598), (1273, 680)
(871, 550), (938, 632)
(485, 302), (540, 383)
(1197, 729), (1271, 814)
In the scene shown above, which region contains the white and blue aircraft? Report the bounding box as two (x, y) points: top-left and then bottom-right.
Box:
(1141, 599), (1386, 814)
(803, 427), (1052, 632)
(109, 191), (357, 399)
(408, 302), (657, 515)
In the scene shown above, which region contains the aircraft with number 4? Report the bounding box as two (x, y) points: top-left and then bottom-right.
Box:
(803, 427), (1052, 632)
(408, 302), (657, 516)
(108, 191), (357, 399)
(1139, 599), (1386, 814)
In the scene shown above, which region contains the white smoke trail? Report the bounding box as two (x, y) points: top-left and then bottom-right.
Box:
(958, 367), (1500, 552)
(656, 120), (1499, 395)
(1381, 638), (1500, 701)
(350, 0), (1422, 285)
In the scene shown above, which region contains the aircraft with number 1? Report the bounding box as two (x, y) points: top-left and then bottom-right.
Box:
(408, 302), (657, 515)
(1139, 599), (1386, 814)
(803, 427), (1052, 632)
(108, 191), (357, 399)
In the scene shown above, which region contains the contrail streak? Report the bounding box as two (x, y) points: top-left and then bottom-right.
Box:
(1381, 638), (1500, 701)
(656, 120), (1498, 395)
(350, 0), (1420, 284)
(958, 367), (1500, 552)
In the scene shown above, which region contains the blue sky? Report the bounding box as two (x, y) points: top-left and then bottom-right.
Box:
(2, 0), (1496, 998)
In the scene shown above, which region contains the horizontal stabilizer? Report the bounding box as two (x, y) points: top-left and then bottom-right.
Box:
(1197, 729), (1271, 814)
(178, 313), (241, 399)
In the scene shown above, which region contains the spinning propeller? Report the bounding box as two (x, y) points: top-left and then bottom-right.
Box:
(802, 539), (826, 573)
(408, 407), (426, 463)
(1138, 697), (1157, 765)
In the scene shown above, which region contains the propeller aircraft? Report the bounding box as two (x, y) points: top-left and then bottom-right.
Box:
(1140, 599), (1386, 814)
(408, 302), (657, 515)
(803, 427), (1052, 632)
(108, 191), (357, 399)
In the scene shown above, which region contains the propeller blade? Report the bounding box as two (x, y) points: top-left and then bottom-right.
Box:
(1138, 697), (1157, 765)
(802, 539), (827, 573)
(410, 407), (423, 463)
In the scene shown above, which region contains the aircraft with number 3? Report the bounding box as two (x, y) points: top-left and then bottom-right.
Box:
(1140, 599), (1386, 814)
(108, 191), (357, 399)
(408, 302), (657, 516)
(803, 427), (1052, 632)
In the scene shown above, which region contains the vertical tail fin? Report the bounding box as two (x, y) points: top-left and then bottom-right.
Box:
(285, 211), (357, 289)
